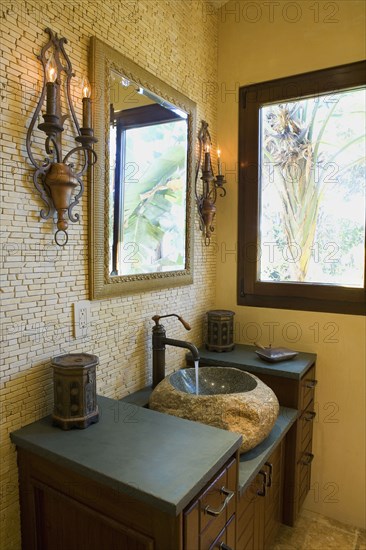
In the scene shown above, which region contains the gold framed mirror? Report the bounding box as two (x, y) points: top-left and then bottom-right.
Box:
(89, 37), (196, 299)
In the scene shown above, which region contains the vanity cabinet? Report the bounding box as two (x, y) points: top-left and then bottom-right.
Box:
(12, 396), (243, 550)
(237, 441), (284, 550)
(189, 345), (317, 526)
(15, 447), (239, 550)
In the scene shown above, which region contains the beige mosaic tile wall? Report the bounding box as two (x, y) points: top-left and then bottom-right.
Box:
(0, 1), (219, 546)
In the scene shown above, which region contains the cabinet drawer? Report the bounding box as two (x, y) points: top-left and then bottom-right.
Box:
(299, 401), (316, 456)
(200, 458), (236, 547)
(298, 465), (312, 511)
(298, 439), (314, 470)
(208, 514), (236, 550)
(297, 440), (314, 512)
(184, 456), (237, 550)
(300, 365), (317, 410)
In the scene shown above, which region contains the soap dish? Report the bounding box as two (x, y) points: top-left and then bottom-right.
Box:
(255, 347), (298, 363)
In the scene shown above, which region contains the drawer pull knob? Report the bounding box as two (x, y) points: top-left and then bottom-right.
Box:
(264, 461), (273, 487)
(304, 411), (316, 421)
(301, 452), (314, 466)
(204, 486), (235, 516)
(305, 379), (318, 389)
(219, 544), (233, 550)
(257, 470), (268, 497)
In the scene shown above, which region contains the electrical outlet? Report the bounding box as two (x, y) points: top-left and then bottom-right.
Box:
(73, 300), (91, 339)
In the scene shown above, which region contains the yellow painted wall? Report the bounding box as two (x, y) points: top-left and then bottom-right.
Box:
(216, 0), (366, 528)
(0, 2), (219, 547)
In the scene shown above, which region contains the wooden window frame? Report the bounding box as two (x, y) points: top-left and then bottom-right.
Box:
(238, 61), (366, 315)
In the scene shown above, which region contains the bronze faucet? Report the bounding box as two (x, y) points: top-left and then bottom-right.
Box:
(151, 314), (200, 388)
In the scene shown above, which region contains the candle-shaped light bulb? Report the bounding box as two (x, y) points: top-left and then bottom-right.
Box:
(81, 76), (92, 128)
(81, 76), (91, 98)
(204, 142), (211, 172)
(217, 147), (222, 176)
(46, 53), (57, 83)
(44, 53), (58, 117)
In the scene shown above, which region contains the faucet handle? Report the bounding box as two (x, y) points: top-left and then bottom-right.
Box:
(178, 316), (191, 330)
(152, 314), (191, 331)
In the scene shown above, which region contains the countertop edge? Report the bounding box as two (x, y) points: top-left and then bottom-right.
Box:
(186, 343), (317, 380)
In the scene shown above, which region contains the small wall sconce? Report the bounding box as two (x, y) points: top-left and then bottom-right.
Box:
(26, 28), (97, 246)
(195, 120), (226, 245)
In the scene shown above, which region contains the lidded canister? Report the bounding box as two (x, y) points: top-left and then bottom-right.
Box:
(206, 310), (235, 352)
(51, 353), (99, 430)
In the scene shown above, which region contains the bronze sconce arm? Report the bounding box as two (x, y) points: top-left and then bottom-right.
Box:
(195, 120), (226, 245)
(26, 28), (97, 246)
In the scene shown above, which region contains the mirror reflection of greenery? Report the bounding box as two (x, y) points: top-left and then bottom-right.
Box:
(261, 88), (365, 286)
(120, 120), (187, 275)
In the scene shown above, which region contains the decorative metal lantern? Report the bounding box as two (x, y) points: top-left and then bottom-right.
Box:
(52, 353), (99, 430)
(206, 310), (235, 352)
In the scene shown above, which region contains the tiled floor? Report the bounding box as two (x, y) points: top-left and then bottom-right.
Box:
(272, 510), (366, 550)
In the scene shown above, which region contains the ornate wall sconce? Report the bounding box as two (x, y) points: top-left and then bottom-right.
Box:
(26, 28), (97, 246)
(195, 120), (226, 245)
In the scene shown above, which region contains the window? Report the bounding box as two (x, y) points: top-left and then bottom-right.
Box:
(238, 61), (366, 315)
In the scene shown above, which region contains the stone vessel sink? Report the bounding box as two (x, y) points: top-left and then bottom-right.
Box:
(149, 367), (279, 453)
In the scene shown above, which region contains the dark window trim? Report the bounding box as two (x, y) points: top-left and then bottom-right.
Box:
(238, 61), (366, 315)
(112, 103), (182, 128)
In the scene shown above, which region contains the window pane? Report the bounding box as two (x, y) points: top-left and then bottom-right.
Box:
(119, 119), (187, 275)
(259, 88), (366, 287)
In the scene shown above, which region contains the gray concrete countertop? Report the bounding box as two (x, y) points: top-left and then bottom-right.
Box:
(11, 396), (241, 516)
(187, 344), (317, 379)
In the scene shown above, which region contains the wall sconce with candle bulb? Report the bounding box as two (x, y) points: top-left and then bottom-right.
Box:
(195, 120), (226, 245)
(26, 28), (97, 246)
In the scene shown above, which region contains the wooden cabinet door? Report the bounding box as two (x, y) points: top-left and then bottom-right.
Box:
(31, 482), (154, 550)
(17, 449), (181, 550)
(263, 441), (284, 548)
(236, 471), (265, 550)
(237, 442), (284, 550)
(237, 478), (256, 550)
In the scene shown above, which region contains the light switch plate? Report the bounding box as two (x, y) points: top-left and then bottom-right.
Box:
(73, 300), (91, 339)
